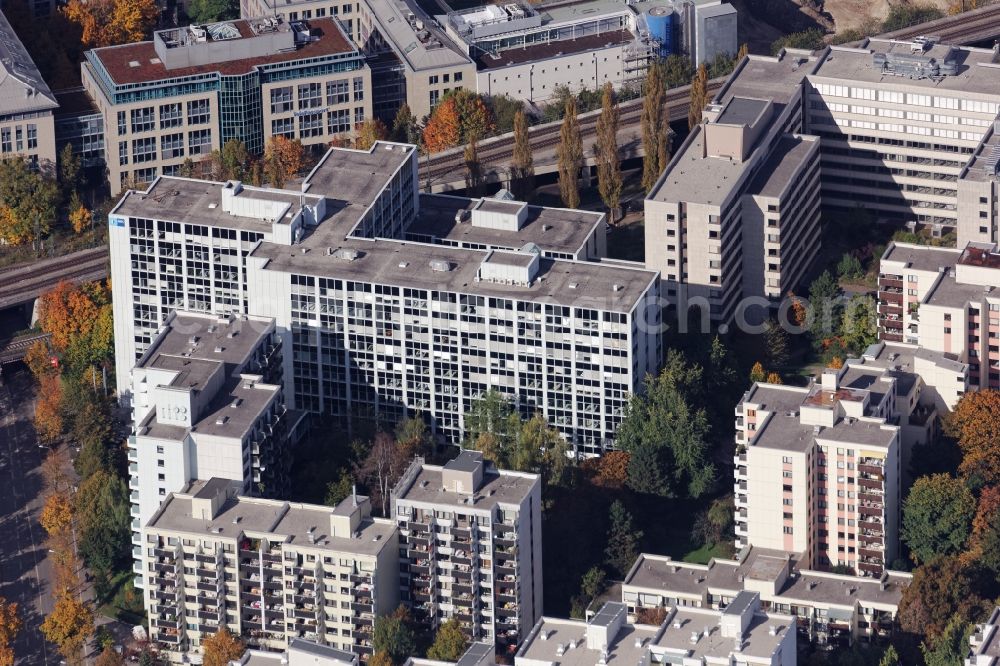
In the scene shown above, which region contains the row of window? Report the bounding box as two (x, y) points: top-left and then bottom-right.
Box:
(0, 124), (38, 153)
(117, 100), (211, 135)
(118, 130), (212, 166)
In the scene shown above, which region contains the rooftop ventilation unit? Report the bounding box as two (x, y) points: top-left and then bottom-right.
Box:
(429, 259), (452, 272)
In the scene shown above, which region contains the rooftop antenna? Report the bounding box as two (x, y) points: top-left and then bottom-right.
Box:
(352, 484), (358, 508)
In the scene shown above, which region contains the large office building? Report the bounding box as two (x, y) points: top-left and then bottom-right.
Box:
(645, 48), (822, 322)
(0, 8), (58, 168)
(109, 141), (661, 454)
(83, 16), (372, 193)
(126, 310), (304, 586)
(622, 549), (911, 649)
(240, 0), (475, 122)
(516, 598), (796, 666)
(391, 451), (543, 653)
(734, 363), (903, 575)
(646, 37), (1000, 323)
(141, 478), (398, 658)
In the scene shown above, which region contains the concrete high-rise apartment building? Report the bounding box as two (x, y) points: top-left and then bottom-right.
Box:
(878, 241), (1000, 408)
(734, 364), (903, 576)
(0, 8), (58, 168)
(622, 549), (911, 648)
(391, 451), (543, 654)
(83, 17), (372, 193)
(126, 310), (305, 586)
(108, 141), (661, 454)
(645, 49), (822, 322)
(141, 478), (398, 659)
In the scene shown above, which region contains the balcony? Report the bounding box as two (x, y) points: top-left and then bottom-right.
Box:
(858, 477), (883, 491)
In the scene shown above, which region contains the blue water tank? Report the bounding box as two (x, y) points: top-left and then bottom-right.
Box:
(645, 6), (675, 57)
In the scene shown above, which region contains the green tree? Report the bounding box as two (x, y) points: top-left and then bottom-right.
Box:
(706, 52), (737, 78)
(324, 469), (354, 507)
(373, 606), (416, 664)
(510, 110), (534, 201)
(770, 28), (826, 55)
(556, 97), (582, 208)
(185, 0), (236, 22)
(390, 104), (419, 145)
(0, 157), (60, 245)
(219, 139), (249, 181)
(464, 389), (520, 465)
(840, 295), (878, 354)
(426, 618), (468, 662)
(902, 474), (975, 564)
(488, 94), (523, 134)
(921, 615), (971, 666)
(580, 566), (606, 601)
(877, 645), (899, 666)
(594, 82), (622, 221)
(75, 470), (130, 579)
(616, 360), (714, 498)
(662, 54), (694, 88)
(881, 4), (943, 31)
(641, 60), (670, 193)
(58, 143), (82, 202)
(837, 253), (864, 280)
(178, 157), (195, 178)
(605, 500), (642, 577)
(764, 319), (789, 368)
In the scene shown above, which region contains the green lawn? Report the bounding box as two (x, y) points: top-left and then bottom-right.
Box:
(98, 570), (146, 627)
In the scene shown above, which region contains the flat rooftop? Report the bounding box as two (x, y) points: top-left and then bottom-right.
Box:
(717, 50), (818, 107)
(648, 125), (752, 207)
(396, 465), (536, 512)
(89, 18), (356, 86)
(925, 271), (998, 307)
(251, 237), (656, 312)
(717, 97), (770, 126)
(813, 39), (1000, 96)
(409, 194), (602, 255)
(137, 312), (272, 373)
(624, 549), (910, 610)
(114, 177), (320, 232)
(476, 29), (633, 69)
(749, 135), (818, 198)
(518, 618), (659, 666)
(148, 486), (396, 555)
(881, 242), (961, 272)
(655, 606), (790, 661)
(191, 376), (279, 439)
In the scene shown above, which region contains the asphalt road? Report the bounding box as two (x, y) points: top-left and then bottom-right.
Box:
(0, 368), (55, 665)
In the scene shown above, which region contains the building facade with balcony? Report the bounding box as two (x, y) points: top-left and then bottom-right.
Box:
(127, 310), (303, 587)
(516, 598), (796, 666)
(110, 142), (662, 455)
(877, 241), (1000, 409)
(734, 363), (902, 575)
(621, 549), (910, 650)
(142, 478), (398, 660)
(391, 451), (543, 657)
(83, 16), (372, 194)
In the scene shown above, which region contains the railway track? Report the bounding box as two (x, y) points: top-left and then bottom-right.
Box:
(879, 3), (1000, 42)
(424, 79), (725, 182)
(0, 246), (108, 309)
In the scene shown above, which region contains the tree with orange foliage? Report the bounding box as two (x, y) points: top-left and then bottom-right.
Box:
(355, 118), (388, 151)
(38, 281), (97, 352)
(581, 450), (629, 489)
(40, 592), (93, 666)
(765, 372), (783, 385)
(68, 197), (90, 234)
(40, 492), (74, 538)
(828, 356), (844, 370)
(946, 390), (1000, 486)
(263, 136), (305, 189)
(449, 89), (495, 143)
(34, 373), (64, 443)
(24, 339), (56, 380)
(787, 291), (807, 327)
(968, 485), (1000, 575)
(749, 361), (765, 384)
(422, 97), (461, 154)
(635, 606), (667, 626)
(62, 0), (158, 48)
(0, 597), (21, 666)
(202, 627), (245, 666)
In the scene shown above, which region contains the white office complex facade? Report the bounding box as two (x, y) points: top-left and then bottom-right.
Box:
(392, 451), (543, 654)
(110, 141), (661, 457)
